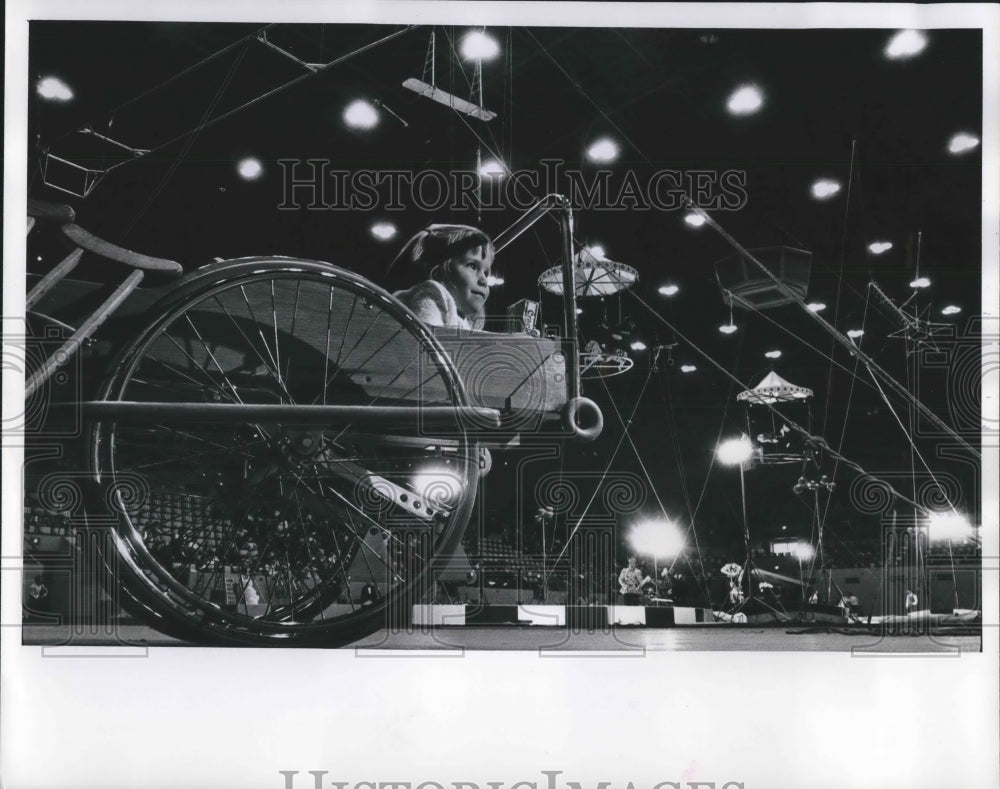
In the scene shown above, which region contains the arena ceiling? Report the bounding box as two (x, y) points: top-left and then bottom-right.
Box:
(26, 21), (986, 552)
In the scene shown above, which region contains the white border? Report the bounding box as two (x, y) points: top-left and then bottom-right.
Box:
(4, 3), (999, 788)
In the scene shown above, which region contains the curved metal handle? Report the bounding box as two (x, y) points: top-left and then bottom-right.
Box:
(562, 397), (603, 442)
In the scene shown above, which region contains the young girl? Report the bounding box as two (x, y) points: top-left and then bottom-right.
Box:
(389, 224), (495, 330)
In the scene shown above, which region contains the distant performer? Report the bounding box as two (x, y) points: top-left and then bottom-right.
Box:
(904, 588), (918, 612)
(618, 557), (650, 606)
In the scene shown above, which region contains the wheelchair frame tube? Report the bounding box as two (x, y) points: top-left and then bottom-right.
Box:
(81, 401), (502, 429)
(493, 193), (580, 406)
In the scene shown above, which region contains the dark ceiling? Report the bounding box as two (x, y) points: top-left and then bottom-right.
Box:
(26, 22), (986, 557)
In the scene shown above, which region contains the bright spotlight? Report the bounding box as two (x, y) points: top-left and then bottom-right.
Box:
(658, 284), (680, 296)
(868, 241), (893, 255)
(684, 212), (707, 228)
(370, 222), (397, 241)
(410, 466), (463, 505)
(726, 84), (764, 116)
(479, 159), (505, 178)
(486, 275), (504, 287)
(719, 323), (738, 335)
(716, 436), (754, 466)
(460, 30), (500, 61)
(585, 245), (606, 259)
(628, 518), (686, 560)
(948, 132), (980, 155)
(941, 305), (962, 316)
(885, 30), (928, 60)
(587, 138), (619, 163)
(909, 277), (931, 289)
(764, 350), (782, 359)
(846, 329), (864, 339)
(344, 99), (379, 129)
(927, 511), (974, 543)
(630, 340), (647, 352)
(806, 302), (826, 313)
(237, 158), (263, 180)
(791, 541), (815, 561)
(37, 76), (73, 101)
(811, 179), (841, 200)
(680, 364), (697, 373)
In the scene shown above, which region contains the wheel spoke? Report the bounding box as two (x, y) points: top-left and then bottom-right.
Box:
(94, 265), (472, 644)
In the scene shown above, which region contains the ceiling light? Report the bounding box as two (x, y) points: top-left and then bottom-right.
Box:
(948, 132), (980, 155)
(909, 277), (931, 289)
(764, 350), (782, 359)
(726, 84), (764, 116)
(806, 302), (826, 312)
(719, 323), (738, 335)
(344, 99), (379, 129)
(868, 241), (893, 255)
(811, 179), (841, 200)
(237, 158), (263, 180)
(680, 365), (697, 373)
(479, 159), (505, 178)
(587, 138), (619, 163)
(370, 222), (397, 241)
(684, 212), (707, 227)
(460, 30), (500, 61)
(941, 305), (962, 316)
(630, 340), (647, 351)
(885, 30), (928, 60)
(37, 76), (73, 101)
(658, 284), (680, 296)
(846, 329), (864, 339)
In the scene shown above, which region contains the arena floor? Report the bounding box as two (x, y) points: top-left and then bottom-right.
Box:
(20, 623), (981, 653)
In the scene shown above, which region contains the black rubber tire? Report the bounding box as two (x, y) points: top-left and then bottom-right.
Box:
(90, 257), (478, 646)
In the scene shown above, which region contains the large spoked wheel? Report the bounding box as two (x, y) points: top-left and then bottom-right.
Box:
(91, 258), (479, 646)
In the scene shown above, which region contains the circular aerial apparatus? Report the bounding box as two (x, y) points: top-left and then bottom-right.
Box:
(580, 343), (635, 379)
(737, 370), (814, 404)
(538, 248), (638, 297)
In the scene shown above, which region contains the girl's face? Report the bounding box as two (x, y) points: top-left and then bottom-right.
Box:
(442, 245), (492, 319)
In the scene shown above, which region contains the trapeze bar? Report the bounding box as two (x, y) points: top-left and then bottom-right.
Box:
(80, 402), (503, 429)
(402, 78), (497, 121)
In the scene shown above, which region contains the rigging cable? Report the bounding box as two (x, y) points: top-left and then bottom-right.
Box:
(682, 200), (979, 459)
(625, 287), (934, 516)
(821, 138), (858, 437)
(544, 362), (656, 582)
(598, 364), (711, 600)
(815, 281), (871, 556)
(123, 41), (250, 240)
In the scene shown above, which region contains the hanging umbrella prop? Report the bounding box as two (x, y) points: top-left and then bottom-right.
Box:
(736, 371), (814, 465)
(538, 247), (638, 297)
